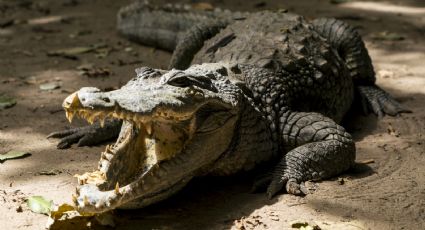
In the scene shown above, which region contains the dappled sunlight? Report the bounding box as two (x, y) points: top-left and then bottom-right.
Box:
(367, 47), (425, 95)
(1, 0), (425, 228)
(341, 1), (425, 15)
(0, 127), (102, 179)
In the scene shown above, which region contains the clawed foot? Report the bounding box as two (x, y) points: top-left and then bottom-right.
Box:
(357, 85), (411, 117)
(47, 120), (121, 149)
(251, 175), (309, 198)
(266, 177), (308, 198)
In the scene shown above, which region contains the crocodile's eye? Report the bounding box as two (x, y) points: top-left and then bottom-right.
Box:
(168, 74), (218, 92)
(168, 75), (192, 88)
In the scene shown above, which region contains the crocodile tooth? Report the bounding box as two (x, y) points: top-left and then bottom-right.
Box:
(106, 144), (113, 153)
(145, 122), (152, 135)
(83, 196), (89, 206)
(76, 187), (80, 195)
(72, 194), (78, 204)
(95, 202), (104, 209)
(114, 182), (121, 195)
(136, 122), (142, 130)
(65, 110), (74, 123)
(100, 116), (105, 127)
(87, 114), (95, 124)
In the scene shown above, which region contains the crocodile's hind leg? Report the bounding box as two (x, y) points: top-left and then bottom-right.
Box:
(312, 18), (410, 117)
(117, 1), (233, 51)
(266, 111), (355, 197)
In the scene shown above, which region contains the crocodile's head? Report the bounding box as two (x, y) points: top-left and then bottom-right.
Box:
(64, 64), (243, 213)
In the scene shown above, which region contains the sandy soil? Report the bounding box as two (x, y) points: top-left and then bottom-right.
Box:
(0, 0), (424, 229)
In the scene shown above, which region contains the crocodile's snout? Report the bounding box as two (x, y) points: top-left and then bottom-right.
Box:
(63, 92), (81, 110)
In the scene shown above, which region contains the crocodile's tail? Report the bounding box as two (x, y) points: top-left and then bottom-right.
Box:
(312, 18), (410, 116)
(312, 18), (375, 85)
(117, 1), (236, 51)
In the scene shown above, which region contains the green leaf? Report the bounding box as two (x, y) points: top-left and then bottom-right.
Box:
(0, 95), (17, 110)
(27, 196), (53, 215)
(0, 150), (31, 163)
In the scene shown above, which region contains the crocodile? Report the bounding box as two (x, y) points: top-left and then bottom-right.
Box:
(48, 1), (409, 213)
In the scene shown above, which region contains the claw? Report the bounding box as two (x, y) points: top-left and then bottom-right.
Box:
(95, 202), (104, 209)
(114, 182), (121, 195)
(83, 196), (89, 206)
(65, 110), (75, 123)
(145, 122), (152, 135)
(100, 117), (105, 127)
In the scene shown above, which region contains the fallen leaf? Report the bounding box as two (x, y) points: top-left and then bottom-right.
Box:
(0, 19), (14, 28)
(371, 31), (405, 41)
(37, 169), (62, 176)
(50, 203), (76, 220)
(47, 46), (94, 56)
(76, 63), (94, 70)
(387, 123), (400, 137)
(47, 44), (108, 59)
(330, 0), (352, 4)
(254, 2), (267, 8)
(191, 2), (214, 11)
(77, 64), (111, 78)
(0, 95), (17, 110)
(32, 26), (61, 33)
(358, 159), (375, 164)
(291, 221), (321, 229)
(94, 47), (112, 58)
(0, 150), (31, 163)
(27, 196), (53, 215)
(40, 82), (61, 91)
(27, 15), (69, 25)
(46, 203), (113, 229)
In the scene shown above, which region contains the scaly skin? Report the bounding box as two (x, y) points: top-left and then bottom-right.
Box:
(48, 2), (409, 213)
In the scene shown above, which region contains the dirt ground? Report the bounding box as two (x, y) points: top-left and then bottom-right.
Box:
(0, 0), (424, 229)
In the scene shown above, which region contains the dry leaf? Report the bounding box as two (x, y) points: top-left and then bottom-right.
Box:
(191, 2), (214, 11)
(40, 82), (61, 91)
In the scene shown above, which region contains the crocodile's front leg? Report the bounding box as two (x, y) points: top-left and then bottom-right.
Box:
(47, 119), (122, 149)
(267, 111), (355, 197)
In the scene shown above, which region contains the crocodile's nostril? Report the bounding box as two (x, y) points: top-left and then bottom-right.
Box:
(102, 98), (110, 103)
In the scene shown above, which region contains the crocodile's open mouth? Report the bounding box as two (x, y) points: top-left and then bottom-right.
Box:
(62, 90), (237, 211)
(70, 107), (194, 192)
